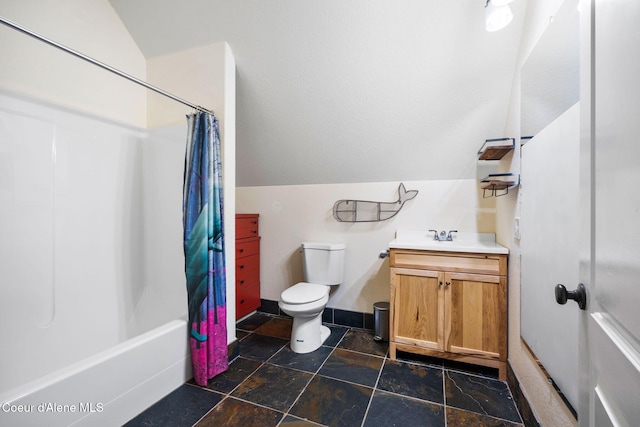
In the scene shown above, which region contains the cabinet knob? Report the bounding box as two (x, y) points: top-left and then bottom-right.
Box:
(445, 281), (451, 286)
(240, 280), (245, 285)
(240, 299), (245, 304)
(239, 248), (244, 253)
(239, 265), (245, 270)
(439, 281), (443, 287)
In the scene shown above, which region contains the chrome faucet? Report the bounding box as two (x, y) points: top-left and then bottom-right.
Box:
(429, 230), (458, 241)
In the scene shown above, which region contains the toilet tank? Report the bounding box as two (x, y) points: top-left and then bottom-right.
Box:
(301, 242), (346, 285)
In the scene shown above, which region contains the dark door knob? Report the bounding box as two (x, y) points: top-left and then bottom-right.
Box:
(555, 283), (587, 310)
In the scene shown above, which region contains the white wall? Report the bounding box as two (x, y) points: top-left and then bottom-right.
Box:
(520, 103), (580, 410)
(237, 179), (495, 313)
(0, 0), (147, 127)
(498, 0), (578, 425)
(147, 42), (237, 342)
(147, 43), (229, 128)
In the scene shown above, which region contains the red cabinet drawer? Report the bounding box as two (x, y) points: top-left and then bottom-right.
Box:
(236, 237), (260, 258)
(236, 254), (259, 283)
(236, 214), (259, 239)
(236, 281), (261, 318)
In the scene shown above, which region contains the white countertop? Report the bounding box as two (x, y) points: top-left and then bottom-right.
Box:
(388, 230), (509, 255)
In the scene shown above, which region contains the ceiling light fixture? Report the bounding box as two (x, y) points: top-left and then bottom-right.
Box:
(490, 0), (514, 6)
(485, 0), (514, 32)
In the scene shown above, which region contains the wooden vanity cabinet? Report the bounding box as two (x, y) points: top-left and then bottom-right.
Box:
(389, 248), (508, 379)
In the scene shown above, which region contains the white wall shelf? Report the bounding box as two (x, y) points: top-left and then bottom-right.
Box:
(480, 173), (520, 198)
(477, 137), (515, 160)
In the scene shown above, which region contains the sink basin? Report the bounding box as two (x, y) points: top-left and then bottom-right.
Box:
(388, 230), (508, 254)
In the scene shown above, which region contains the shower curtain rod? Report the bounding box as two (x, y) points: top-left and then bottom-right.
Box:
(0, 16), (215, 115)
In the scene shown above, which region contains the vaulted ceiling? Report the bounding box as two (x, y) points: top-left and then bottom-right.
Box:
(110, 0), (526, 186)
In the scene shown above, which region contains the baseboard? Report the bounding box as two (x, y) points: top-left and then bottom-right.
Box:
(258, 298), (374, 330)
(506, 361), (542, 427)
(228, 338), (239, 361)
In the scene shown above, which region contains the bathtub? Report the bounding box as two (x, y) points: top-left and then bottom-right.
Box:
(0, 93), (194, 426)
(0, 319), (190, 427)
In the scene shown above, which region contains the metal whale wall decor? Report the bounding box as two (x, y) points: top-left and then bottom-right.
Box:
(332, 183), (418, 222)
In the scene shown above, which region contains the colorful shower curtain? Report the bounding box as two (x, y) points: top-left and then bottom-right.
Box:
(183, 112), (228, 386)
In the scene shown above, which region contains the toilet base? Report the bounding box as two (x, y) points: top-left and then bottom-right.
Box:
(289, 313), (331, 354)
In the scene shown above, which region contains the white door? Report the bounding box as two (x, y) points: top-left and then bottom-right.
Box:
(579, 1), (640, 425)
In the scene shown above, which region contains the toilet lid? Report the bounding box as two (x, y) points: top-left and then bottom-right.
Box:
(281, 282), (329, 304)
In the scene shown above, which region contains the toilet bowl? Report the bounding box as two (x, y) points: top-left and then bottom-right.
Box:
(279, 242), (345, 354)
(279, 282), (331, 353)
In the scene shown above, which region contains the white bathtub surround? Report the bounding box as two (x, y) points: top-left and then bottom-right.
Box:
(0, 92), (189, 425)
(236, 180), (496, 315)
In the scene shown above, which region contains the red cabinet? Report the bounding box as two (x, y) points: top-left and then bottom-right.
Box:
(235, 214), (260, 319)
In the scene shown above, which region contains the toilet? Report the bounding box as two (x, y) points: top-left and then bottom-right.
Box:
(279, 242), (346, 354)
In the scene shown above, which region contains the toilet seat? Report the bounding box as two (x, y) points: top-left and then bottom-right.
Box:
(281, 282), (328, 304)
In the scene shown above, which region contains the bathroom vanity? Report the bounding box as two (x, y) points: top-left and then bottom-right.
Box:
(388, 231), (508, 380)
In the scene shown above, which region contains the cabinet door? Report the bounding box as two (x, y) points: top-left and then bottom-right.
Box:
(390, 268), (444, 350)
(445, 272), (506, 360)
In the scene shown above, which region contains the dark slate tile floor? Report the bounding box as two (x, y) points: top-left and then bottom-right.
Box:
(125, 313), (524, 427)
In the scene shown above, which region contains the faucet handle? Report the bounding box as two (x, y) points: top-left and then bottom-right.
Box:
(428, 229), (438, 240)
(447, 230), (458, 241)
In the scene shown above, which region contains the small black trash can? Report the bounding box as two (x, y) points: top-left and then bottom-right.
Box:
(373, 302), (390, 341)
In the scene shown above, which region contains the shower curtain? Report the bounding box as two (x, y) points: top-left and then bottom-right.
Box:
(183, 112), (228, 386)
